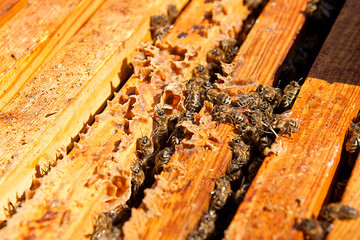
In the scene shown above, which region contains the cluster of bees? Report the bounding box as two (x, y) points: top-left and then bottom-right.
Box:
(184, 38), (302, 239)
(91, 33), (303, 238)
(150, 4), (179, 41)
(91, 0), (352, 238)
(346, 120), (360, 155)
(300, 203), (359, 240)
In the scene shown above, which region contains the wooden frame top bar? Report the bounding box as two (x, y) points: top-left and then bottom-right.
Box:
(225, 0), (360, 238)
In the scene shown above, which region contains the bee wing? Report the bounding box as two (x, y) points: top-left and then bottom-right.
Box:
(281, 110), (293, 117)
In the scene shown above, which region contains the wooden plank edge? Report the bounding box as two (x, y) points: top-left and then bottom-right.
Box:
(0, 0), (189, 221)
(224, 0), (360, 238)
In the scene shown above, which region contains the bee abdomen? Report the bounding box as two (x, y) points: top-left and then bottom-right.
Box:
(217, 93), (232, 105)
(346, 137), (359, 153)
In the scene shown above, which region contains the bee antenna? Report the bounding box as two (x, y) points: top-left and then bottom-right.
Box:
(298, 77), (305, 85)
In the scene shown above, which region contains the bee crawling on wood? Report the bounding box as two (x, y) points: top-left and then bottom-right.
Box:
(211, 104), (247, 128)
(196, 209), (217, 239)
(207, 47), (224, 66)
(153, 106), (169, 150)
(91, 212), (121, 240)
(167, 4), (179, 23)
(243, 0), (265, 9)
(228, 136), (252, 172)
(219, 38), (239, 63)
(256, 84), (282, 108)
(131, 160), (145, 194)
(153, 147), (174, 174)
(136, 136), (154, 162)
(210, 176), (232, 211)
(185, 86), (202, 113)
(233, 91), (262, 110)
(258, 135), (275, 156)
(271, 113), (300, 136)
(168, 125), (186, 149)
(193, 64), (210, 81)
(345, 122), (360, 153)
(186, 231), (202, 240)
(247, 157), (264, 182)
(150, 14), (170, 40)
(320, 202), (359, 221)
(280, 80), (301, 110)
(299, 218), (331, 240)
(206, 88), (232, 106)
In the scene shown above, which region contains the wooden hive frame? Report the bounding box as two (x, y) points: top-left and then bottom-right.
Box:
(0, 0), (359, 239)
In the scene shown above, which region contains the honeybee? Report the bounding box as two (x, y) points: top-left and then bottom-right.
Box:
(136, 136), (154, 161)
(91, 212), (121, 240)
(306, 0), (319, 14)
(167, 4), (179, 23)
(186, 231), (202, 240)
(345, 122), (360, 153)
(307, 0), (335, 23)
(240, 125), (260, 146)
(247, 109), (267, 133)
(206, 88), (232, 105)
(131, 160), (145, 194)
(168, 125), (186, 148)
(233, 91), (261, 110)
(167, 114), (179, 133)
(153, 106), (169, 150)
(233, 180), (250, 205)
(257, 85), (282, 108)
(229, 137), (252, 170)
(299, 219), (326, 240)
(320, 203), (359, 221)
(219, 38), (238, 63)
(150, 14), (170, 40)
(197, 209), (217, 239)
(244, 0), (264, 9)
(258, 100), (274, 117)
(271, 114), (300, 136)
(210, 176), (232, 211)
(219, 38), (237, 53)
(280, 81), (301, 110)
(179, 110), (195, 123)
(258, 135), (275, 155)
(211, 104), (247, 128)
(247, 157), (263, 182)
(193, 64), (210, 81)
(154, 147), (174, 174)
(185, 88), (202, 112)
(207, 47), (224, 66)
(233, 93), (250, 108)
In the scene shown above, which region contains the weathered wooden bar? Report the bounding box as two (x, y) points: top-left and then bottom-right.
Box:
(0, 0), (106, 110)
(0, 0), (27, 27)
(225, 0), (360, 238)
(0, 0), (188, 221)
(0, 0), (241, 238)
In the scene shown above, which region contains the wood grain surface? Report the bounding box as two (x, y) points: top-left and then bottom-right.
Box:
(0, 0), (106, 110)
(322, 0), (360, 238)
(0, 0), (188, 221)
(328, 154), (360, 239)
(0, 0), (27, 27)
(225, 0), (360, 238)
